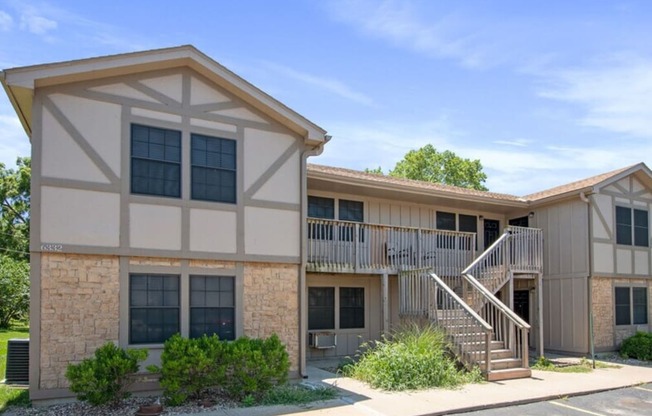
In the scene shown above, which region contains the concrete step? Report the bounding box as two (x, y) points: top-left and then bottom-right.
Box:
(486, 367), (532, 381)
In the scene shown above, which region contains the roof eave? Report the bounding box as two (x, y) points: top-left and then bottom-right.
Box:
(308, 170), (528, 207)
(1, 72), (31, 139)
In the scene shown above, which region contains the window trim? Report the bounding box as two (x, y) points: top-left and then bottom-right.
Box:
(190, 133), (237, 204)
(130, 124), (182, 199)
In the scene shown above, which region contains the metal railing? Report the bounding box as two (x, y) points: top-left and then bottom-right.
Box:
(399, 268), (492, 372)
(307, 219), (476, 275)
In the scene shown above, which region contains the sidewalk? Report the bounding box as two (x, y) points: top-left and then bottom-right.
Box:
(188, 359), (652, 416)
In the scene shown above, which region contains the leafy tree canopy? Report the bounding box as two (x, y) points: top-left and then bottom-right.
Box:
(0, 157), (30, 261)
(385, 145), (488, 191)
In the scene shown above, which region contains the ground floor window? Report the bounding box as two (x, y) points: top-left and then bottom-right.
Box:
(129, 274), (180, 344)
(615, 286), (648, 326)
(190, 275), (235, 340)
(308, 286), (365, 330)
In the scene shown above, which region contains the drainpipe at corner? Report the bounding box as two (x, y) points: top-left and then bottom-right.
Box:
(580, 191), (596, 369)
(299, 138), (328, 378)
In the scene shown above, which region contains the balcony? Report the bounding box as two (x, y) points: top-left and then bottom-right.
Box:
(306, 218), (476, 275)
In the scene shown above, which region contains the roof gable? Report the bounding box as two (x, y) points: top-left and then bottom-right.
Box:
(1, 45), (327, 145)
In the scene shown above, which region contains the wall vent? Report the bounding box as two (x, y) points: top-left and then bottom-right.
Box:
(5, 339), (29, 385)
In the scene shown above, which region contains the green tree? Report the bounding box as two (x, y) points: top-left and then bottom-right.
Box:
(0, 255), (29, 328)
(389, 145), (488, 191)
(0, 157), (30, 261)
(364, 166), (384, 175)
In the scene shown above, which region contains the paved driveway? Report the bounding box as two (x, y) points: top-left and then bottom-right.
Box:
(457, 383), (652, 416)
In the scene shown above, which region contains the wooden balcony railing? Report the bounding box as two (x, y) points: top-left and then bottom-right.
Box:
(306, 219), (476, 275)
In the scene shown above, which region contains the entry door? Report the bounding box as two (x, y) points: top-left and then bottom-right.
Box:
(513, 290), (530, 323)
(484, 219), (500, 250)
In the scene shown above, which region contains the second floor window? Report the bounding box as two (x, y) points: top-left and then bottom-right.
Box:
(616, 206), (649, 247)
(191, 134), (236, 204)
(131, 124), (181, 198)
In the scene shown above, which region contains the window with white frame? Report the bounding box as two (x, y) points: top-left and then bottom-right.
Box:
(615, 286), (648, 326)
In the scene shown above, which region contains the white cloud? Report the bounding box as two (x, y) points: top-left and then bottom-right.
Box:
(20, 12), (57, 35)
(538, 58), (652, 138)
(492, 139), (533, 147)
(0, 10), (13, 31)
(325, 0), (491, 68)
(262, 61), (376, 107)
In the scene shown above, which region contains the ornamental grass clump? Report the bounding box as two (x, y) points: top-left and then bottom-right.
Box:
(342, 323), (481, 391)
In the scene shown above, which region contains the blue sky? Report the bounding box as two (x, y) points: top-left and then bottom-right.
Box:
(2, 0), (652, 195)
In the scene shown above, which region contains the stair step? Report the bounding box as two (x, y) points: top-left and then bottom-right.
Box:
(478, 358), (524, 370)
(468, 348), (513, 359)
(486, 367), (532, 381)
(459, 340), (504, 351)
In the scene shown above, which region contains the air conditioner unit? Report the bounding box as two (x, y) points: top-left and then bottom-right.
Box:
(5, 339), (29, 385)
(309, 332), (337, 349)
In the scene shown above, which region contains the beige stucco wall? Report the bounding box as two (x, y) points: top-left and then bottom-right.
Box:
(591, 276), (652, 351)
(243, 263), (300, 372)
(39, 253), (120, 390)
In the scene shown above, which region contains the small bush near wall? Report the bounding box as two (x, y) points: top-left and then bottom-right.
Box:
(65, 342), (148, 406)
(620, 332), (652, 361)
(341, 323), (482, 391)
(150, 333), (289, 406)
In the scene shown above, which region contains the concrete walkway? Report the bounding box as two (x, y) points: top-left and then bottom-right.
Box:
(189, 359), (652, 416)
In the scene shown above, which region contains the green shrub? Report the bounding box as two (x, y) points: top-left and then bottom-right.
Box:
(149, 334), (227, 406)
(620, 332), (652, 360)
(65, 342), (147, 406)
(343, 323), (481, 391)
(223, 334), (289, 401)
(152, 333), (289, 405)
(260, 384), (337, 406)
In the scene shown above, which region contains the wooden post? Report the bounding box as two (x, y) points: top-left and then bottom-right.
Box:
(382, 273), (390, 335)
(537, 273), (544, 357)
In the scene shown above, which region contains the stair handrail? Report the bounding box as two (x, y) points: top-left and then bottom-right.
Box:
(429, 272), (493, 332)
(462, 272), (531, 330)
(462, 231), (510, 275)
(427, 272), (493, 373)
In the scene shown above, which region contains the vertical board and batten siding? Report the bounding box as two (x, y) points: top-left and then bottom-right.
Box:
(308, 190), (508, 247)
(531, 199), (589, 353)
(35, 68), (304, 260)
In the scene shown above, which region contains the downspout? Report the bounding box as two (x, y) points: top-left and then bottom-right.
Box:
(580, 191), (596, 368)
(299, 137), (328, 378)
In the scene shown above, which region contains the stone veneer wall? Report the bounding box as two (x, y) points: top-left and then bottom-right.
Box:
(243, 263), (299, 372)
(39, 253), (120, 389)
(592, 276), (652, 351)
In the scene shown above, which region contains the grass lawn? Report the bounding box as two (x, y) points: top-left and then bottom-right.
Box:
(0, 323), (30, 413)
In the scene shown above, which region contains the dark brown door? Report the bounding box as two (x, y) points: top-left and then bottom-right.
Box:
(484, 219), (500, 250)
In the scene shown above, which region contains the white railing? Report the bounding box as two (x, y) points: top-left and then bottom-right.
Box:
(399, 269), (492, 372)
(307, 219), (476, 275)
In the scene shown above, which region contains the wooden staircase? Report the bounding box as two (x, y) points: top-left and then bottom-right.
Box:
(400, 226), (543, 382)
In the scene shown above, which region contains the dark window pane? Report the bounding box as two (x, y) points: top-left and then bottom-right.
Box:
(308, 287), (335, 330)
(129, 274), (179, 344)
(634, 209), (649, 247)
(308, 196), (334, 219)
(459, 215), (477, 233)
(437, 211), (456, 231)
(190, 276), (235, 339)
(615, 287), (631, 325)
(339, 200), (364, 222)
(130, 124), (181, 198)
(616, 207), (633, 245)
(340, 287), (364, 329)
(633, 287), (648, 324)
